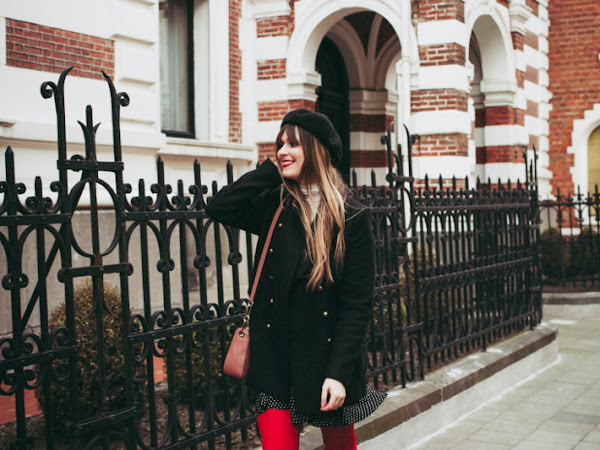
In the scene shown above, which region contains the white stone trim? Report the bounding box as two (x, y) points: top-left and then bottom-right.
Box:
(240, 5), (257, 146)
(567, 104), (600, 195)
(476, 124), (528, 147)
(413, 155), (473, 179)
(523, 80), (548, 104)
(160, 136), (255, 162)
(287, 0), (419, 77)
(249, 0), (291, 19)
(286, 70), (320, 102)
(255, 79), (288, 102)
(417, 20), (467, 46)
(2, 0), (115, 38)
(480, 79), (517, 107)
(255, 120), (281, 144)
(255, 36), (289, 61)
(514, 48), (527, 73)
(112, 1), (156, 45)
(0, 119), (163, 151)
(466, 0), (518, 99)
(411, 110), (472, 135)
(539, 36), (549, 54)
(483, 162), (530, 182)
(509, 0), (531, 35)
(524, 116), (547, 136)
(0, 17), (6, 66)
(350, 132), (387, 150)
(416, 65), (470, 92)
(352, 167), (388, 186)
(523, 46), (544, 70)
(210, 0), (230, 143)
(527, 14), (548, 38)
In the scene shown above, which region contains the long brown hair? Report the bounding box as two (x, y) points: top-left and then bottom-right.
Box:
(275, 124), (347, 291)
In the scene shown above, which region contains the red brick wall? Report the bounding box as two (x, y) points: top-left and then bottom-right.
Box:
(257, 59), (286, 80)
(229, 0), (242, 143)
(411, 90), (468, 112)
(258, 142), (277, 162)
(476, 145), (524, 164)
(523, 30), (539, 50)
(419, 43), (466, 66)
(414, 133), (468, 157)
(258, 100), (318, 122)
(525, 0), (539, 17)
(484, 106), (525, 126)
(416, 0), (465, 22)
(5, 19), (114, 80)
(349, 114), (393, 133)
(512, 32), (524, 51)
(548, 0), (600, 195)
(350, 150), (387, 167)
(256, 16), (291, 37)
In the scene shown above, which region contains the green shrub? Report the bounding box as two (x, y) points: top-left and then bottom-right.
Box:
(539, 227), (568, 280)
(35, 281), (147, 430)
(171, 322), (248, 411)
(569, 228), (600, 276)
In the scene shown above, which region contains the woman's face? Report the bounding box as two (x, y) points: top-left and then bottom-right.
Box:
(277, 129), (305, 182)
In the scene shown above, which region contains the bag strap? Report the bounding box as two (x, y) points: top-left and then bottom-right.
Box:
(242, 203), (284, 327)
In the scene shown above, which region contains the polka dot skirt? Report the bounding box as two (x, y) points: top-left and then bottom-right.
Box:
(255, 385), (386, 427)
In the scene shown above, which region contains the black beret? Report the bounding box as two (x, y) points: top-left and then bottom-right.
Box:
(281, 108), (343, 168)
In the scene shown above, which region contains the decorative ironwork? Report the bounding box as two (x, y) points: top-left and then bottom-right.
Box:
(539, 183), (600, 288)
(0, 68), (542, 449)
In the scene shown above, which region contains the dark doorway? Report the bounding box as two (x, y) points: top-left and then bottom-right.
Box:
(316, 37), (350, 183)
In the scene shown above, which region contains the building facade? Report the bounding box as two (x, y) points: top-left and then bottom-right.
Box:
(0, 0), (552, 197)
(547, 0), (600, 197)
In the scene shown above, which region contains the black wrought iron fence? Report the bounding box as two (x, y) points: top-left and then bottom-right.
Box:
(539, 186), (600, 289)
(0, 69), (542, 449)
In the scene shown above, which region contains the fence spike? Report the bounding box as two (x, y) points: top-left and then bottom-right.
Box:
(226, 160), (233, 184)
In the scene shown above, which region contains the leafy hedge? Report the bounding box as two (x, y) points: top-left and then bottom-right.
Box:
(36, 281), (147, 430)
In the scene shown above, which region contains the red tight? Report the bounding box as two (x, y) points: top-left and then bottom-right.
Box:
(256, 408), (357, 450)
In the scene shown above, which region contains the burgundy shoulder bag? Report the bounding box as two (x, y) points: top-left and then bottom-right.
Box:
(223, 203), (284, 379)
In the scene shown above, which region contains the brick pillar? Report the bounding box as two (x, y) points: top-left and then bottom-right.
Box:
(5, 19), (115, 79)
(252, 1), (317, 161)
(412, 0), (471, 182)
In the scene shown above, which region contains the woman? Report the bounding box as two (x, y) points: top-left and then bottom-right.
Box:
(205, 109), (385, 449)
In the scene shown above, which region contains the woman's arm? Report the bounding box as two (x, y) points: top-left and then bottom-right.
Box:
(205, 159), (282, 234)
(324, 206), (375, 389)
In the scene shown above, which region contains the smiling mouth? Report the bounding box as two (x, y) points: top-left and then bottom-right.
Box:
(281, 161), (294, 168)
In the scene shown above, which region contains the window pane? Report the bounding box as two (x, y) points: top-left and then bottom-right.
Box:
(159, 0), (193, 135)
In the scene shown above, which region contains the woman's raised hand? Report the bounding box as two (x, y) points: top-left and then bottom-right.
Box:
(320, 378), (346, 411)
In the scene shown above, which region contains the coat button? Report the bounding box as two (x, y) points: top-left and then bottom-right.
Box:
(268, 248), (273, 254)
(268, 274), (274, 280)
(278, 222), (283, 228)
(323, 311), (328, 318)
(327, 338), (332, 343)
(266, 323), (271, 329)
(269, 298), (274, 304)
(318, 286), (323, 292)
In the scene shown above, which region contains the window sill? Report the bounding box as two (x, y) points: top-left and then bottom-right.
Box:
(159, 137), (256, 162)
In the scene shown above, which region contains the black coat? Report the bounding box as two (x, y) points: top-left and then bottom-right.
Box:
(205, 159), (375, 413)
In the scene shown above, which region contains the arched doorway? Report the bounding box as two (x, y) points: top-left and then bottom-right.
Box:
(588, 126), (600, 194)
(316, 37), (350, 182)
(468, 11), (518, 181)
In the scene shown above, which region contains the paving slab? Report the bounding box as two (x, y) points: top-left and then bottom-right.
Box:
(403, 303), (600, 449)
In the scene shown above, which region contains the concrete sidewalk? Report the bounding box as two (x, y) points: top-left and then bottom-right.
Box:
(394, 303), (600, 449)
